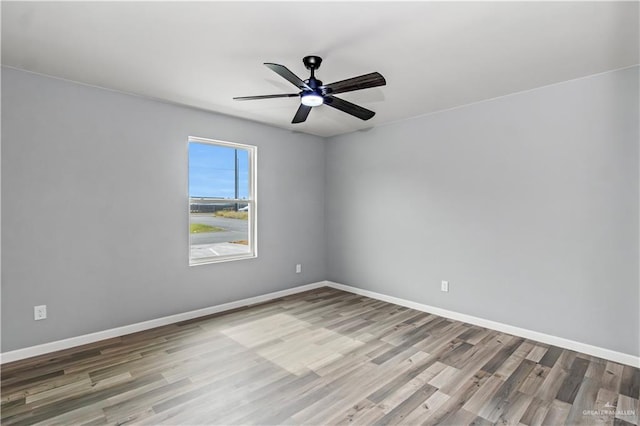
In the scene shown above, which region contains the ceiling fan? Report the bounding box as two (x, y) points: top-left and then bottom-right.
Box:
(233, 56), (386, 124)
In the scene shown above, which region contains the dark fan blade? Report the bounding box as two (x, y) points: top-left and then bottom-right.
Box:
(292, 104), (312, 124)
(323, 95), (375, 120)
(233, 94), (299, 101)
(322, 72), (386, 95)
(264, 63), (312, 91)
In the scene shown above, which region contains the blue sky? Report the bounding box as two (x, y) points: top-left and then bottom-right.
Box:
(189, 143), (249, 198)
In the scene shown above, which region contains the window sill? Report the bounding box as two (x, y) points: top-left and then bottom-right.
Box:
(189, 253), (257, 266)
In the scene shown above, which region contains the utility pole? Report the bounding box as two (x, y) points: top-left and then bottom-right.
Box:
(234, 149), (239, 211)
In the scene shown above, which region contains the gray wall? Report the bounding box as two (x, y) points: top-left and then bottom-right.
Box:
(326, 66), (639, 356)
(3, 65), (638, 357)
(1, 68), (326, 352)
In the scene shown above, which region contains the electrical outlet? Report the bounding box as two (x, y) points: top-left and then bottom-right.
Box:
(34, 305), (47, 320)
(441, 281), (449, 292)
(296, 264), (302, 274)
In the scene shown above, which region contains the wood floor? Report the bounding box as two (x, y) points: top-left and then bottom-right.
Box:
(1, 287), (639, 425)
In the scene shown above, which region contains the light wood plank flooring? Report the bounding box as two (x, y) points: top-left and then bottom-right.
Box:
(2, 287), (639, 425)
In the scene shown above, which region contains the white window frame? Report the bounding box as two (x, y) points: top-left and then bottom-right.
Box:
(188, 136), (257, 266)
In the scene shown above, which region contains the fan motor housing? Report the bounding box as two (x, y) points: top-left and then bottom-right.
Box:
(304, 79), (323, 90)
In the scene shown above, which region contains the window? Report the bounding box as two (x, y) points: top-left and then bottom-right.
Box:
(188, 137), (256, 265)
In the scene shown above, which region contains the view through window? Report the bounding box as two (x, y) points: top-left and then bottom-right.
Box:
(189, 137), (256, 264)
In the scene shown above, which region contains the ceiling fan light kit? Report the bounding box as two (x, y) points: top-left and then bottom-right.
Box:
(301, 93), (324, 107)
(233, 55), (386, 124)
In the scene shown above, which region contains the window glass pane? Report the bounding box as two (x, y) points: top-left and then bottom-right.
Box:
(190, 202), (251, 261)
(189, 143), (249, 199)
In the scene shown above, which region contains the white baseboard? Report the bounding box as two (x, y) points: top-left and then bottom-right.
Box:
(323, 281), (639, 368)
(0, 281), (326, 364)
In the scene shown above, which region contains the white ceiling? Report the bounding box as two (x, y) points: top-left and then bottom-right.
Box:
(2, 1), (638, 138)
